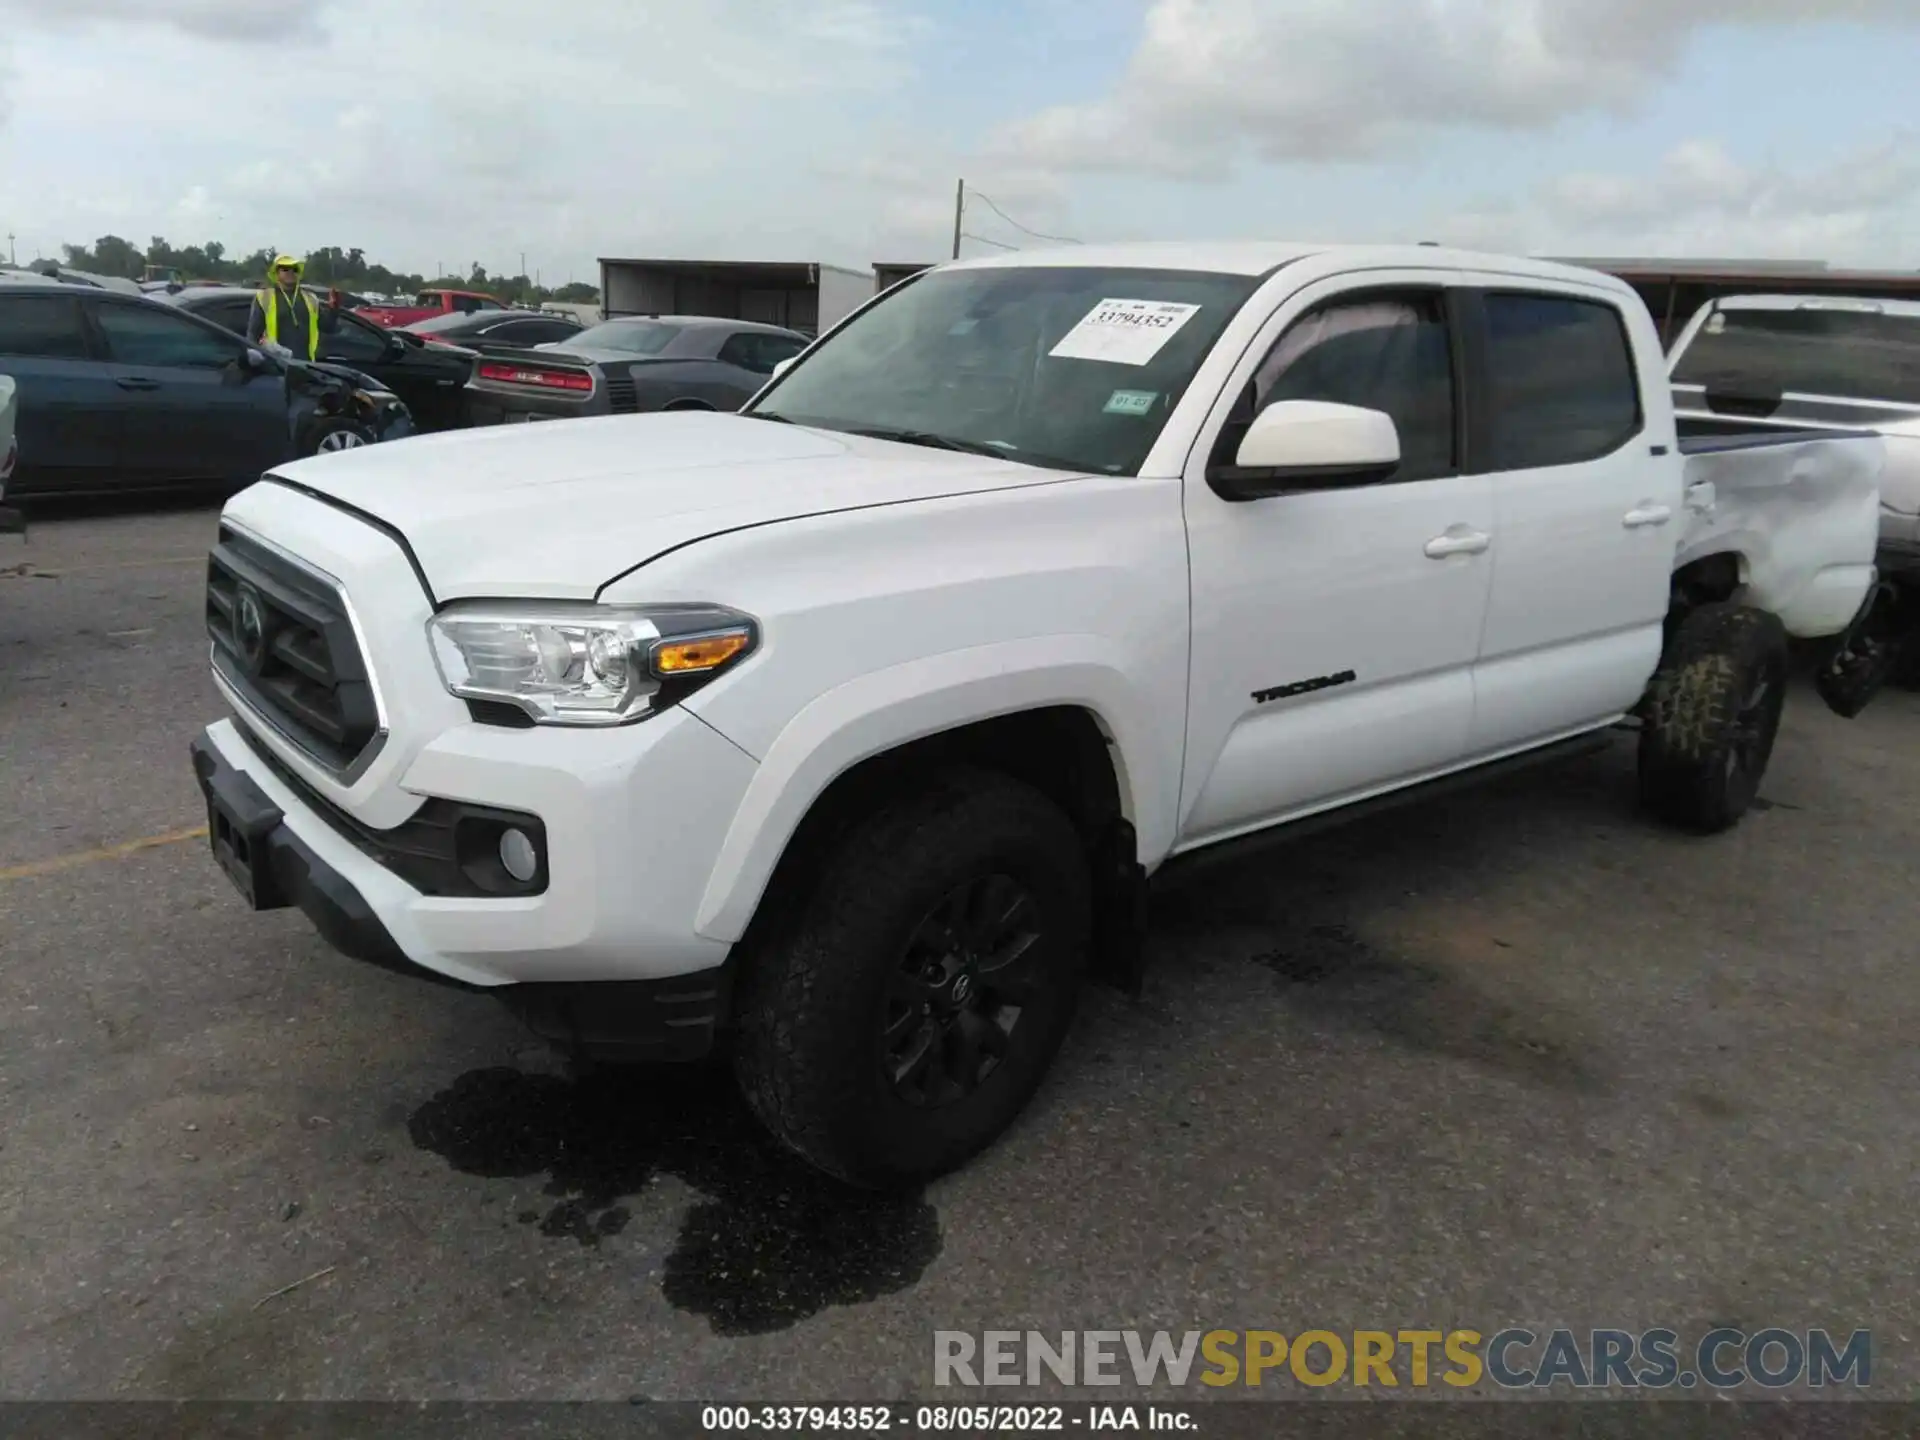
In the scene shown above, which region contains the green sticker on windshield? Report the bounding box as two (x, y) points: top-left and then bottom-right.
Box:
(1104, 389), (1157, 416)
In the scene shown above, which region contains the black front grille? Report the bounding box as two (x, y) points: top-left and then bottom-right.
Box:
(206, 526), (380, 773)
(604, 370), (638, 413)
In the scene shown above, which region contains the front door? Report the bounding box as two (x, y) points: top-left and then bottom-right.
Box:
(1178, 278), (1494, 848)
(87, 298), (291, 485)
(1458, 284), (1680, 757)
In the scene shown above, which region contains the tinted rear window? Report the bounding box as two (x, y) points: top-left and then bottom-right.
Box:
(1671, 307), (1920, 405)
(1482, 292), (1642, 470)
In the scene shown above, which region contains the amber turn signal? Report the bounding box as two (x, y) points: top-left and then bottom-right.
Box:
(650, 629), (753, 676)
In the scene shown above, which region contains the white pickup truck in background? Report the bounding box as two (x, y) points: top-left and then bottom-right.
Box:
(190, 243), (1886, 1187)
(1669, 292), (1920, 712)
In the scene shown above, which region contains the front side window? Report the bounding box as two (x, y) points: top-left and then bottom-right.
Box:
(750, 265), (1263, 475)
(93, 302), (243, 369)
(1670, 305), (1920, 406)
(1482, 292), (1641, 470)
(1228, 292), (1456, 484)
(0, 295), (91, 359)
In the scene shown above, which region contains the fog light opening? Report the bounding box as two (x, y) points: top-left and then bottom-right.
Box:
(499, 827), (539, 884)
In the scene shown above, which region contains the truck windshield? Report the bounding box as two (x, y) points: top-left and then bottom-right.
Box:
(748, 265), (1264, 475)
(1672, 306), (1920, 405)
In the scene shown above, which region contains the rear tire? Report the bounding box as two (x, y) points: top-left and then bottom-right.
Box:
(732, 768), (1091, 1189)
(1637, 602), (1788, 834)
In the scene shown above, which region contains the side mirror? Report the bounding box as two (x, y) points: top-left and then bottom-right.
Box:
(770, 356), (797, 380)
(1209, 400), (1401, 501)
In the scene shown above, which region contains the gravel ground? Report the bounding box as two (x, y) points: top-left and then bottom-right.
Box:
(2, 501), (1915, 1404)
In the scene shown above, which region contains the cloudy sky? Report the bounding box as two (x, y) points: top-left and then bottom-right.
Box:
(0, 0), (1915, 281)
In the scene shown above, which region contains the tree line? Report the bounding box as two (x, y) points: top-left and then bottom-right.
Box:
(54, 235), (600, 305)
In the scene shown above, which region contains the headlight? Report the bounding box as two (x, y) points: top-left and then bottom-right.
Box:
(427, 603), (757, 726)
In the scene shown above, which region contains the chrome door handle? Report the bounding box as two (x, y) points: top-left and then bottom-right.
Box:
(1425, 529), (1490, 558)
(1624, 504), (1673, 528)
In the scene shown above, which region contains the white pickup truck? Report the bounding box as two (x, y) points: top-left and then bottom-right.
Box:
(190, 243), (1886, 1187)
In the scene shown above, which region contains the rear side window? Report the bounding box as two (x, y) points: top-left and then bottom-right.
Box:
(1670, 307), (1920, 406)
(0, 294), (91, 359)
(1482, 293), (1641, 470)
(720, 332), (802, 374)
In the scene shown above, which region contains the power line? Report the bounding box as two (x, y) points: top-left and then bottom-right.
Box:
(967, 189), (1083, 245)
(961, 232), (1020, 252)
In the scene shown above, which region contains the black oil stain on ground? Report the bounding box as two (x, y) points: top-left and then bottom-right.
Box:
(1253, 923), (1604, 1093)
(407, 1065), (941, 1337)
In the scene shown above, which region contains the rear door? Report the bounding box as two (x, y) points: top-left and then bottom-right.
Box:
(87, 297), (291, 485)
(1178, 275), (1495, 844)
(1461, 284), (1680, 756)
(0, 290), (120, 494)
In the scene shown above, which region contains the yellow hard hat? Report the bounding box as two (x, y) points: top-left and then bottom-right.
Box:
(271, 254), (303, 272)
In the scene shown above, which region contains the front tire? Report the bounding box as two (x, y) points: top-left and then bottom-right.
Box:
(1637, 602), (1789, 834)
(732, 769), (1091, 1189)
(305, 416), (375, 457)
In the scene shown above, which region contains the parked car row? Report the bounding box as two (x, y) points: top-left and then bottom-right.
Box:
(0, 275), (414, 501)
(163, 286), (477, 433)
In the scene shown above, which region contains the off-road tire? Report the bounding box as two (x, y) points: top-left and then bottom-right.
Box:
(1637, 602), (1788, 834)
(732, 768), (1091, 1189)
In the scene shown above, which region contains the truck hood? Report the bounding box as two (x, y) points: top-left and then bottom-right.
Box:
(261, 411), (1078, 601)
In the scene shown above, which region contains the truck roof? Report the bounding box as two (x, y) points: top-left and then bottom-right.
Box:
(940, 241), (1632, 292)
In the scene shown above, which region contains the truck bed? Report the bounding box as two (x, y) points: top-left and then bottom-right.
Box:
(1675, 425), (1886, 639)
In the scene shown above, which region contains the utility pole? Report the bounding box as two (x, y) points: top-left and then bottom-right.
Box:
(5, 234), (13, 265)
(951, 178), (964, 260)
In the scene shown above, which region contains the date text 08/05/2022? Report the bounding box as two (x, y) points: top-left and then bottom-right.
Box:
(701, 1406), (1194, 1433)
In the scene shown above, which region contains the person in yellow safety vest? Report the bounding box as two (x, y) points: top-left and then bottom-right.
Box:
(247, 254), (323, 361)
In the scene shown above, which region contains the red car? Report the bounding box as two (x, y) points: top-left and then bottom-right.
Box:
(355, 288), (506, 329)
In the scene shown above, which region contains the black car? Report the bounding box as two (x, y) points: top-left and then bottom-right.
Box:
(163, 285), (476, 432)
(463, 315), (809, 424)
(0, 278), (413, 500)
(402, 308), (586, 353)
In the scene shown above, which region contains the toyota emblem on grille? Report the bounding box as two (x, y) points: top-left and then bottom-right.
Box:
(234, 585), (271, 676)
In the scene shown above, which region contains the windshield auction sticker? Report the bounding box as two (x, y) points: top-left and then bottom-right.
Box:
(1050, 299), (1201, 366)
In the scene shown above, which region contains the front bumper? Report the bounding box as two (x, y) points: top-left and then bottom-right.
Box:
(189, 726), (737, 1061)
(190, 701), (755, 988)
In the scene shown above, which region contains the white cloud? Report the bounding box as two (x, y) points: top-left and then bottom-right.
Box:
(0, 0), (927, 276)
(1430, 131), (1920, 263)
(994, 0), (1920, 176)
(0, 0), (318, 41)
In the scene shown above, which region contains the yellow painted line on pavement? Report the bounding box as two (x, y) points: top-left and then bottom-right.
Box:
(0, 825), (208, 882)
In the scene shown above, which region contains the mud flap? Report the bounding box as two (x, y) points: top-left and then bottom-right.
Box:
(1813, 579), (1910, 718)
